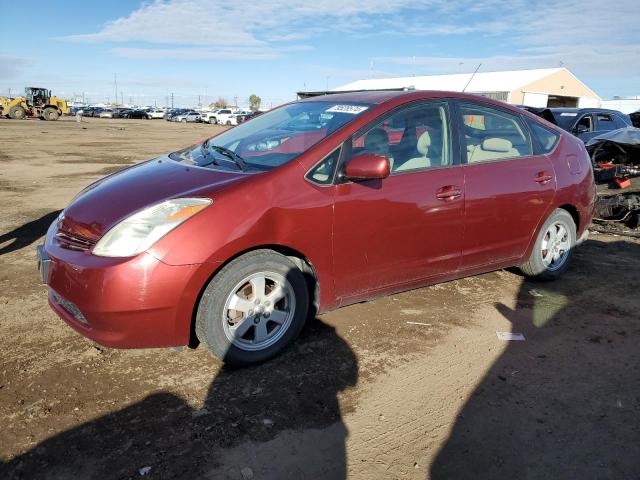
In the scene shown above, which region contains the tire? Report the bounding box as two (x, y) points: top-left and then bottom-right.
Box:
(210, 117), (218, 125)
(226, 120), (232, 125)
(9, 105), (26, 120)
(43, 108), (60, 121)
(181, 118), (187, 123)
(520, 209), (576, 281)
(195, 250), (310, 366)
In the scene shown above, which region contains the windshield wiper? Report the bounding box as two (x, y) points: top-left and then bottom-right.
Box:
(208, 144), (247, 171)
(198, 141), (219, 167)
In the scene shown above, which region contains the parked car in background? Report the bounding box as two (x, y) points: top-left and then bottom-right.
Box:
(207, 109), (234, 125)
(201, 110), (220, 124)
(172, 111), (201, 123)
(99, 109), (119, 118)
(630, 110), (640, 128)
(123, 109), (152, 119)
(224, 112), (250, 126)
(69, 106), (85, 116)
(81, 107), (103, 117)
(525, 107), (632, 143)
(39, 90), (595, 366)
(237, 111), (261, 123)
(147, 108), (165, 119)
(164, 108), (187, 121)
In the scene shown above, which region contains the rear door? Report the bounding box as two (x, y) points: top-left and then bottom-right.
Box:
(456, 101), (555, 269)
(332, 100), (464, 301)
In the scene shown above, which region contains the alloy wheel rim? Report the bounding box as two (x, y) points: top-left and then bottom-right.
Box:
(541, 221), (571, 271)
(222, 271), (295, 351)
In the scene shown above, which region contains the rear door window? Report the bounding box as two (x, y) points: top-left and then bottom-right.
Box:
(459, 103), (532, 163)
(527, 119), (560, 154)
(596, 113), (616, 131)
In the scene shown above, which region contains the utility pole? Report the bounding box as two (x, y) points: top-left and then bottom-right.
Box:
(171, 92), (174, 108)
(325, 76), (330, 91)
(114, 73), (118, 106)
(234, 95), (238, 108)
(121, 92), (124, 105)
(198, 95), (201, 106)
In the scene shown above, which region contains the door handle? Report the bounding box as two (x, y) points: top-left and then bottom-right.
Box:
(534, 172), (553, 184)
(436, 185), (462, 201)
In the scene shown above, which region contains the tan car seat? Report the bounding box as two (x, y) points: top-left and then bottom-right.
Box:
(467, 137), (519, 162)
(396, 131), (432, 172)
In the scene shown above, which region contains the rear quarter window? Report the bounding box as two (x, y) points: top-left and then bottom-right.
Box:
(527, 119), (560, 154)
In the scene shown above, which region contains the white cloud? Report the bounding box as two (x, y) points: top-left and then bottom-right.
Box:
(375, 0), (640, 82)
(59, 0), (639, 90)
(0, 55), (31, 79)
(113, 47), (280, 60)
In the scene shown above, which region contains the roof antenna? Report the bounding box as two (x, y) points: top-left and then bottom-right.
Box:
(462, 63), (482, 92)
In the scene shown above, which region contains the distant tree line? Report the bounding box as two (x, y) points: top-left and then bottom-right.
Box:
(208, 94), (261, 111)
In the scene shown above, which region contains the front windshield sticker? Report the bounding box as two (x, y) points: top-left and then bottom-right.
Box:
(326, 105), (369, 114)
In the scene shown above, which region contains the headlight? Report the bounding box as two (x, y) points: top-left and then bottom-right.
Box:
(93, 198), (212, 257)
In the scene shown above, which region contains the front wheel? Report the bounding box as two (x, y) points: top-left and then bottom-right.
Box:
(44, 108), (60, 121)
(520, 209), (576, 281)
(195, 250), (309, 366)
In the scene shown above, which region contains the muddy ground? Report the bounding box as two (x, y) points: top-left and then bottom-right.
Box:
(0, 117), (639, 480)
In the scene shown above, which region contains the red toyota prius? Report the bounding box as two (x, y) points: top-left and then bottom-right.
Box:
(38, 91), (596, 366)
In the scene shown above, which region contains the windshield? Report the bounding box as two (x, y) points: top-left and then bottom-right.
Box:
(173, 101), (372, 171)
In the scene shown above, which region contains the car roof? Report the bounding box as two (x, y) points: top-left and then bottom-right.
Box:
(298, 90), (419, 104)
(548, 107), (625, 115)
(296, 89), (526, 108)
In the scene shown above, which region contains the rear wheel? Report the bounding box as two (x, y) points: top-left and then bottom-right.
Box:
(9, 105), (26, 120)
(195, 250), (309, 366)
(209, 117), (217, 124)
(520, 209), (576, 281)
(43, 107), (59, 121)
(181, 118), (187, 123)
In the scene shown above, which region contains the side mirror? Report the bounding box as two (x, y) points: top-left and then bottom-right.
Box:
(344, 153), (391, 181)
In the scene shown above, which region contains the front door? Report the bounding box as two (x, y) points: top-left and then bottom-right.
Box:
(332, 100), (464, 302)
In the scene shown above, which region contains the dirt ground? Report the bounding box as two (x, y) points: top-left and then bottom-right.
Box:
(1, 117), (639, 480)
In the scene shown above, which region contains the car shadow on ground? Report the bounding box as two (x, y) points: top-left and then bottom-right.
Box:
(430, 239), (640, 479)
(2, 318), (357, 480)
(0, 210), (61, 257)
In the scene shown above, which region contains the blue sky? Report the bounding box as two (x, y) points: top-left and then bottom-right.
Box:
(1, 0), (638, 108)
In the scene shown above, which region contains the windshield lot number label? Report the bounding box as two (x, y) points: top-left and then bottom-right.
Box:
(326, 105), (369, 114)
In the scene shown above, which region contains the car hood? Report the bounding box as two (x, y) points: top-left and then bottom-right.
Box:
(59, 156), (248, 240)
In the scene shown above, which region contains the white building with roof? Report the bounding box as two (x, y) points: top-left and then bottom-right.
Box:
(334, 67), (601, 109)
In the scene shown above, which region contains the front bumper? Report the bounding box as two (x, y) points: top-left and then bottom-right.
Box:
(40, 225), (217, 349)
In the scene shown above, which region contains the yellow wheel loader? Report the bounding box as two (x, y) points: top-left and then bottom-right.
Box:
(0, 87), (69, 121)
